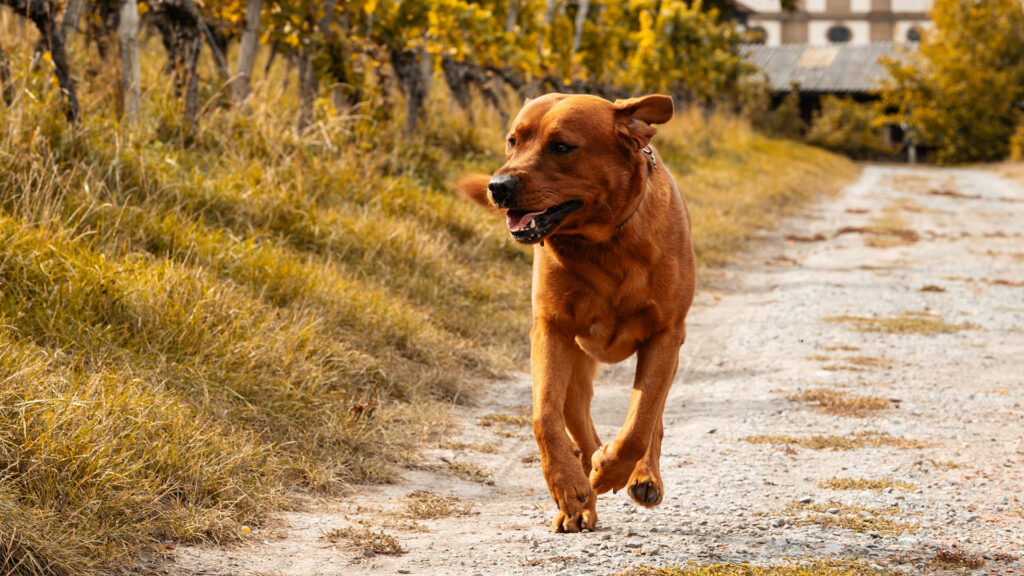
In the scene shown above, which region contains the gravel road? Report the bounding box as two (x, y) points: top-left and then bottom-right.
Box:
(171, 165), (1024, 576)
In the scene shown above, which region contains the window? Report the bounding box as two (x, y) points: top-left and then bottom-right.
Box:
(747, 26), (767, 45)
(906, 27), (922, 43)
(826, 25), (852, 44)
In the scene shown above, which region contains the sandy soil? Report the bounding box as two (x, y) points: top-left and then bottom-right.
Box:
(168, 165), (1024, 576)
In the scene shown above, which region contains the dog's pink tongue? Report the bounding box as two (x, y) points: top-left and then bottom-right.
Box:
(506, 210), (544, 232)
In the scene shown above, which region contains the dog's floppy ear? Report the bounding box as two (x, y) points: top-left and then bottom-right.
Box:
(613, 94), (674, 150)
(453, 173), (504, 214)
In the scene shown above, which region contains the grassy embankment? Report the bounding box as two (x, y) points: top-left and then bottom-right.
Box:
(0, 28), (856, 576)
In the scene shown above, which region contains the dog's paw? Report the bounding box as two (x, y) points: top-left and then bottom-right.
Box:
(551, 492), (597, 533)
(544, 466), (593, 520)
(589, 443), (636, 495)
(627, 475), (663, 508)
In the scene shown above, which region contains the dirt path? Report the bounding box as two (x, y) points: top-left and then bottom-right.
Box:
(170, 165), (1024, 576)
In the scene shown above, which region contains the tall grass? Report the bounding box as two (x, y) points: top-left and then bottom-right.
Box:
(0, 22), (855, 576)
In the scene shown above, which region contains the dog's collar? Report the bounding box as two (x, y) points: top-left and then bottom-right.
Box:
(615, 147), (658, 232)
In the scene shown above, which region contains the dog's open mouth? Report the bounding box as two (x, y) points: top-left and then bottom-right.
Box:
(505, 200), (583, 244)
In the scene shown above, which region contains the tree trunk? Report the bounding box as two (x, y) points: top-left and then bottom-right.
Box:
(570, 0), (589, 61)
(505, 0), (517, 33)
(297, 48), (317, 131)
(119, 0), (141, 126)
(0, 41), (12, 105)
(61, 0), (85, 49)
(150, 0), (203, 128)
(390, 46), (427, 134)
(233, 0), (261, 106)
(538, 0), (556, 58)
(1, 0), (81, 122)
(200, 17), (229, 80)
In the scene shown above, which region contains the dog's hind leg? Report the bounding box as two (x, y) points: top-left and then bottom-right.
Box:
(627, 410), (664, 507)
(554, 356), (601, 532)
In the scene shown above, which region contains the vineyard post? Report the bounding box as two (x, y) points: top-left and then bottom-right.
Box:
(233, 0), (262, 107)
(119, 0), (142, 126)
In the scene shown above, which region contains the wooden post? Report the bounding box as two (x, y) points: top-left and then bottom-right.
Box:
(233, 0), (262, 106)
(119, 0), (142, 126)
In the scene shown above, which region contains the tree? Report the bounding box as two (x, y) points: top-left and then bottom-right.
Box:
(878, 0), (1024, 163)
(232, 0), (262, 106)
(119, 0), (142, 126)
(0, 0), (80, 122)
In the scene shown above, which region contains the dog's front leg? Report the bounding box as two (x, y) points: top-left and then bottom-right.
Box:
(531, 320), (593, 528)
(589, 331), (681, 500)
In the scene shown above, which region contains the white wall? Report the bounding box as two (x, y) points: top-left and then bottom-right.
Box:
(892, 0), (932, 11)
(805, 0), (827, 12)
(851, 0), (872, 12)
(741, 0), (783, 12)
(755, 20), (783, 46)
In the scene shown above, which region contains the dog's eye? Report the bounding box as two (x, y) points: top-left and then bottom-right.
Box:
(548, 141), (575, 155)
(507, 137), (517, 148)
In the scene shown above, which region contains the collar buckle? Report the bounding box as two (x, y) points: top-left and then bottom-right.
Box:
(642, 146), (657, 170)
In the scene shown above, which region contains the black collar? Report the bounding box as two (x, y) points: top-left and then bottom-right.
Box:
(615, 146), (658, 232)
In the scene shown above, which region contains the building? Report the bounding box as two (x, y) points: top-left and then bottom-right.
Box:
(742, 0), (932, 46)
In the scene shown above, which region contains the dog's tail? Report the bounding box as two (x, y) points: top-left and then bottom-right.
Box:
(453, 173), (502, 215)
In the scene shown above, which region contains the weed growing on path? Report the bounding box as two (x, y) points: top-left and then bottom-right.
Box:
(742, 431), (924, 450)
(324, 527), (405, 555)
(404, 491), (474, 519)
(620, 559), (908, 576)
(826, 312), (978, 335)
(788, 389), (895, 417)
(819, 477), (917, 492)
(782, 501), (917, 535)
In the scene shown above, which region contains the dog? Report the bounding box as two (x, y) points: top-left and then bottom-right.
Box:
(455, 93), (695, 533)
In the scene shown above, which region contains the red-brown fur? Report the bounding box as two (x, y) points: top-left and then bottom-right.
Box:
(454, 93), (695, 533)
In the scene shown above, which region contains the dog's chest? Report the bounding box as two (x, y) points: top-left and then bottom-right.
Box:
(567, 274), (659, 363)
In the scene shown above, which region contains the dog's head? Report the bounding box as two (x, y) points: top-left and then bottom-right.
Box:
(487, 93), (673, 244)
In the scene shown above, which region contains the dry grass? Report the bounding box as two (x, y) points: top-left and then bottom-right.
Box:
(931, 549), (985, 569)
(444, 459), (494, 484)
(826, 312), (979, 335)
(620, 559), (906, 576)
(837, 206), (920, 248)
(404, 490), (473, 519)
(441, 440), (500, 453)
(819, 477), (917, 492)
(324, 527), (404, 555)
(783, 501), (917, 536)
(788, 388), (895, 416)
(478, 412), (531, 427)
(993, 162), (1024, 188)
(742, 431), (923, 451)
(0, 19), (857, 576)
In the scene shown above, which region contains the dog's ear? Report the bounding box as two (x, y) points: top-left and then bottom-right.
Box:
(613, 94), (674, 150)
(453, 173), (504, 214)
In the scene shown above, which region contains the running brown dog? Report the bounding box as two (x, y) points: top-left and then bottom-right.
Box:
(455, 93), (695, 533)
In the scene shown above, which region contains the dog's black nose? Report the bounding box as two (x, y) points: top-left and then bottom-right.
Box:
(488, 174), (518, 208)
